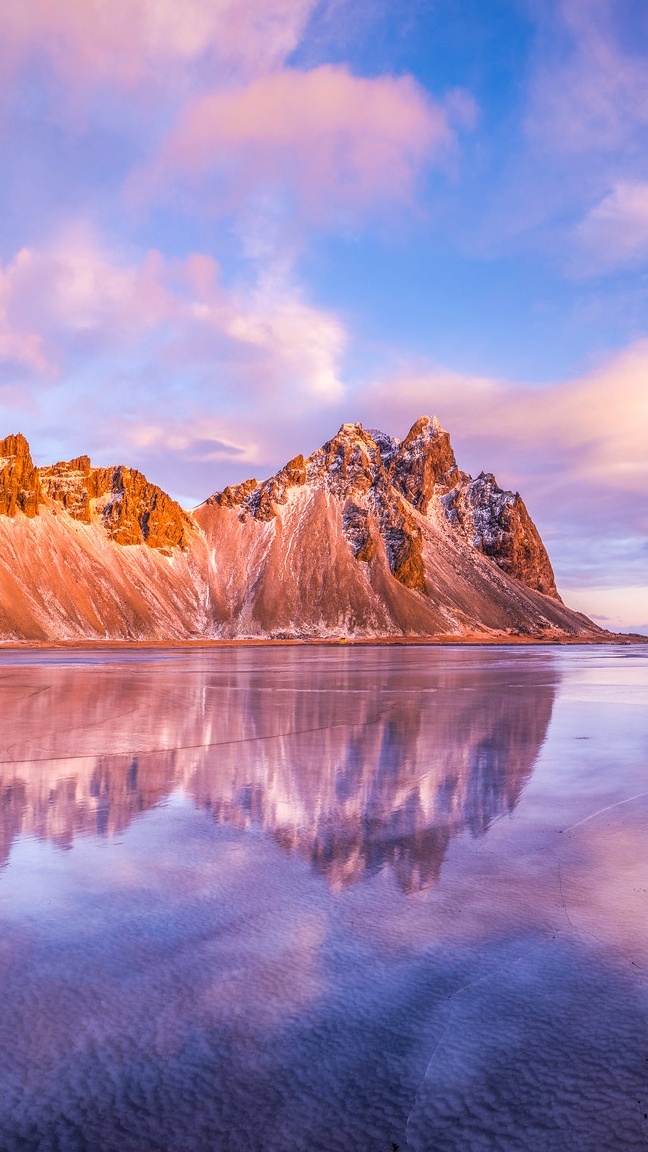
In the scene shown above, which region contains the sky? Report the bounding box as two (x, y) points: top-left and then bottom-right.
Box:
(0, 0), (647, 633)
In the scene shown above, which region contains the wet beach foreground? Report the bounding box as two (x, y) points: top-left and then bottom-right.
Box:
(0, 645), (646, 1151)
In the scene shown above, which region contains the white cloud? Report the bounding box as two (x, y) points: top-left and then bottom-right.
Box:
(0, 231), (348, 495)
(228, 264), (346, 403)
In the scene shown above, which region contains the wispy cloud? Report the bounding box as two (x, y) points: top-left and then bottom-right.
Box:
(574, 182), (648, 272)
(0, 230), (344, 385)
(473, 0), (648, 273)
(527, 0), (648, 154)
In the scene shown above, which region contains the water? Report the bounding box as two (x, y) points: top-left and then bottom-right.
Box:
(0, 645), (646, 1151)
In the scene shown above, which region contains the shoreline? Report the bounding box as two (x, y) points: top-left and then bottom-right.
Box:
(0, 632), (645, 651)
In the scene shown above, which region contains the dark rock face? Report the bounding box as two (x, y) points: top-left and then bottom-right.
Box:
(389, 415), (460, 510)
(311, 425), (428, 590)
(0, 434), (42, 518)
(40, 457), (191, 551)
(204, 422), (430, 592)
(204, 417), (557, 601)
(442, 472), (560, 599)
(342, 503), (374, 561)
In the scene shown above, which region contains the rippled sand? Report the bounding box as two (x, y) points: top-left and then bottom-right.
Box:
(0, 645), (646, 1150)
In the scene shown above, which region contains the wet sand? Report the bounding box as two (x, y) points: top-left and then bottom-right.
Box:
(0, 644), (646, 1149)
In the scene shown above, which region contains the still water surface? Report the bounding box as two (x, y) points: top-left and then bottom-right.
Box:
(0, 645), (646, 1151)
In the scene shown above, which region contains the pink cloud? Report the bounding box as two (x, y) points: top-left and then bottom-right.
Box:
(0, 5), (475, 234)
(149, 65), (466, 221)
(0, 238), (182, 380)
(0, 0), (316, 93)
(0, 233), (346, 410)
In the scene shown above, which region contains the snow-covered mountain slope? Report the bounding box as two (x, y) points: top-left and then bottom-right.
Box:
(195, 418), (599, 639)
(0, 420), (602, 641)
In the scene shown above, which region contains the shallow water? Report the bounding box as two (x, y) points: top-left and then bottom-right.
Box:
(0, 645), (646, 1151)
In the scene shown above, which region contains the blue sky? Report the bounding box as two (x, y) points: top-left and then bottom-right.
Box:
(0, 0), (647, 631)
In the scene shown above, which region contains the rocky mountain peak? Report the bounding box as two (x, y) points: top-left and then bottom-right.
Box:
(442, 471), (560, 599)
(208, 422), (388, 523)
(205, 416), (561, 603)
(39, 455), (94, 522)
(90, 465), (192, 551)
(38, 456), (191, 551)
(389, 415), (460, 512)
(0, 433), (42, 518)
(309, 422), (385, 494)
(366, 428), (399, 468)
(0, 432), (31, 458)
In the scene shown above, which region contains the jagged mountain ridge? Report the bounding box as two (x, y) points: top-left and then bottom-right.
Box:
(0, 419), (601, 641)
(206, 417), (558, 600)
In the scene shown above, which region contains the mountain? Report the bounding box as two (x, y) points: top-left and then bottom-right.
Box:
(0, 419), (602, 641)
(194, 417), (597, 639)
(0, 433), (211, 641)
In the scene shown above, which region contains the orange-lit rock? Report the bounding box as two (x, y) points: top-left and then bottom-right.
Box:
(0, 421), (602, 640)
(0, 433), (42, 518)
(389, 414), (460, 510)
(40, 457), (191, 551)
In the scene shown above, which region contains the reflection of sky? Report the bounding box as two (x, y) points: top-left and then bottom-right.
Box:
(0, 647), (647, 1150)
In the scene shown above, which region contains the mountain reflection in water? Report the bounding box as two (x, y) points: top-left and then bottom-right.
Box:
(0, 649), (558, 889)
